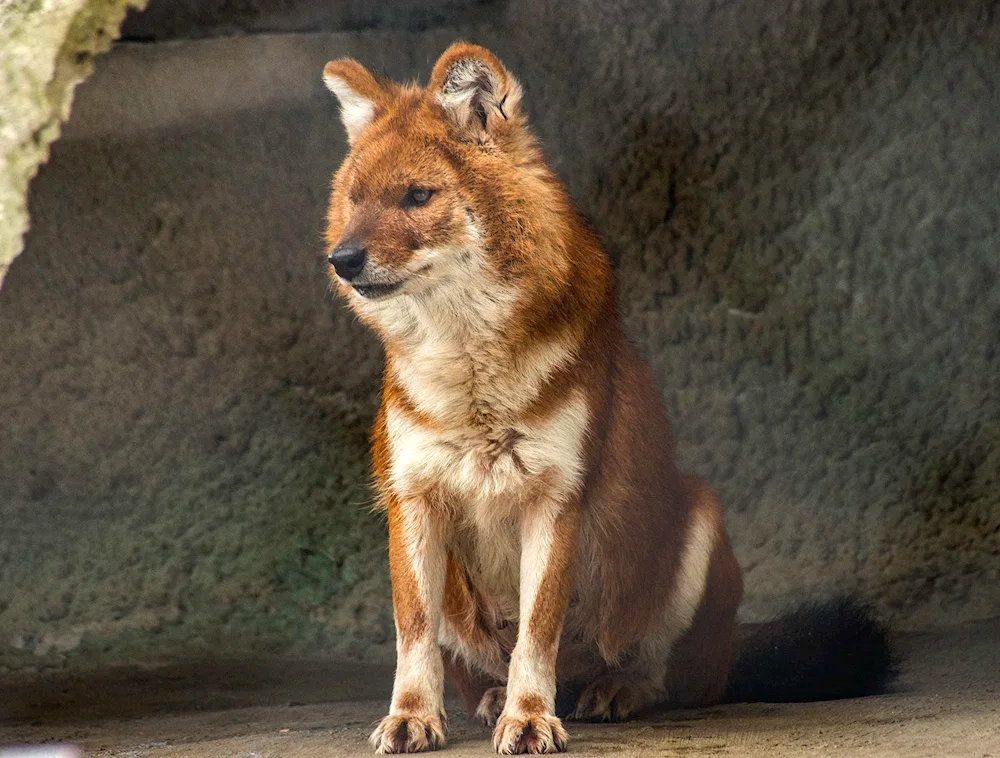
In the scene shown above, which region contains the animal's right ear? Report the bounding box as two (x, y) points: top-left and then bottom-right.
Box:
(323, 59), (390, 144)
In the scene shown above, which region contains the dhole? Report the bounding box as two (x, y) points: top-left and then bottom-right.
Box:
(320, 42), (893, 755)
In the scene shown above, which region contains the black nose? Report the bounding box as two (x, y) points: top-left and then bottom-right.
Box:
(328, 245), (367, 281)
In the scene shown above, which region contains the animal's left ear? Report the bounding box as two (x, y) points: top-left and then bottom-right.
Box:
(428, 42), (523, 138)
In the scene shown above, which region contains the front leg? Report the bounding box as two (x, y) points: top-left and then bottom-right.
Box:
(493, 501), (580, 755)
(371, 494), (449, 754)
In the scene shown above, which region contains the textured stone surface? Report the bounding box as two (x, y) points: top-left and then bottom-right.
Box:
(0, 0), (145, 289)
(118, 0), (504, 40)
(0, 0), (998, 668)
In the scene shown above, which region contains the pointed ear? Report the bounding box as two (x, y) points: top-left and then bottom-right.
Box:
(323, 59), (391, 144)
(428, 42), (523, 138)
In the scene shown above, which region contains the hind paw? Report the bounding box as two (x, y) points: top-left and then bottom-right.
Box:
(476, 686), (507, 726)
(569, 676), (656, 722)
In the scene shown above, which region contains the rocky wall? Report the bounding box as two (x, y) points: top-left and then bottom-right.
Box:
(0, 0), (997, 669)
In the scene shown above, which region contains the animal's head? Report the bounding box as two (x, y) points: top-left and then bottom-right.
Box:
(322, 43), (581, 327)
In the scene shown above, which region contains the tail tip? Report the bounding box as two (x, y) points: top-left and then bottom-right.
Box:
(726, 596), (899, 703)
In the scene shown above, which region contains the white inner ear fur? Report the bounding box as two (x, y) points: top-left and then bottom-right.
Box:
(323, 75), (376, 143)
(438, 58), (521, 131)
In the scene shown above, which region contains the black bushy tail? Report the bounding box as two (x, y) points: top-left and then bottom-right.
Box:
(724, 597), (899, 704)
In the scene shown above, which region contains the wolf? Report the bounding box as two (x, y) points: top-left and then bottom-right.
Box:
(320, 42), (893, 755)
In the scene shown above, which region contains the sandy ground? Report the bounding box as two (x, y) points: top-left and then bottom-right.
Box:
(1, 619), (997, 757)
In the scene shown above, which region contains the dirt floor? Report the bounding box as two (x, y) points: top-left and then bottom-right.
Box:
(1, 619), (997, 757)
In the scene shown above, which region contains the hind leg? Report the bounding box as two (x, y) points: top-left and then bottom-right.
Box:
(568, 647), (668, 722)
(661, 538), (741, 708)
(569, 563), (693, 718)
(662, 498), (742, 708)
(570, 546), (740, 719)
(571, 475), (743, 719)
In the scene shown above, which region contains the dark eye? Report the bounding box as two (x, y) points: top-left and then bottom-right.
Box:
(401, 187), (433, 209)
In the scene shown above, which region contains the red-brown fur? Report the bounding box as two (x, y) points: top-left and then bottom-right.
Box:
(323, 43), (744, 755)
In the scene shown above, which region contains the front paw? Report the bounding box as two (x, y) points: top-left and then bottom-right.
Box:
(369, 711), (447, 754)
(492, 709), (568, 754)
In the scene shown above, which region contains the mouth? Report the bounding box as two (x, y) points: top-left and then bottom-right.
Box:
(352, 279), (405, 300)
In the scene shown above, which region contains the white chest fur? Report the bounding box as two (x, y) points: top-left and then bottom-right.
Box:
(379, 269), (589, 511)
(385, 390), (589, 515)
